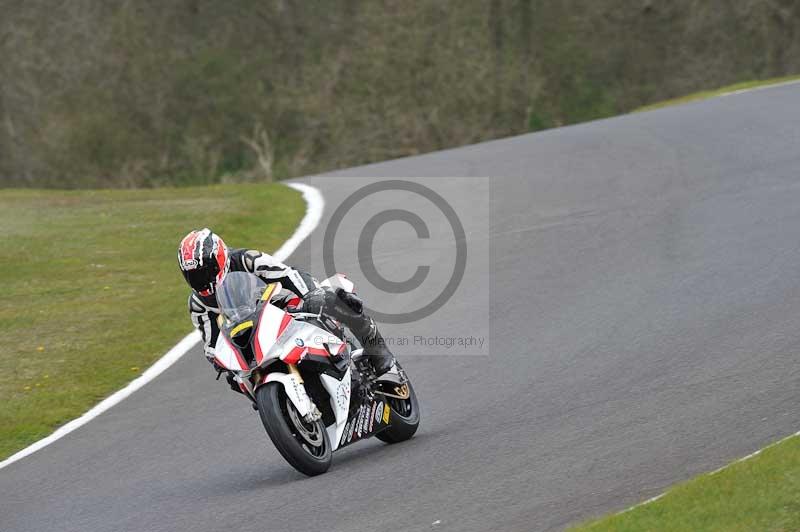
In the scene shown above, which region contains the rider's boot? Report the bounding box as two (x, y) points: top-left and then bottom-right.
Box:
(346, 314), (395, 376)
(302, 287), (396, 376)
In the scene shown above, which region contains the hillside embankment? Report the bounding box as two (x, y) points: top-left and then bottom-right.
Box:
(2, 1), (799, 188)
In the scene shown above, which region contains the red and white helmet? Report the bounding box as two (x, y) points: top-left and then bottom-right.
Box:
(178, 228), (229, 296)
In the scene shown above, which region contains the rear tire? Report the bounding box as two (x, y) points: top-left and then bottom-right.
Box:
(256, 382), (332, 476)
(375, 381), (420, 444)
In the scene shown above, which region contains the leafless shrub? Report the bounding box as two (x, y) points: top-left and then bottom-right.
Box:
(240, 123), (274, 182)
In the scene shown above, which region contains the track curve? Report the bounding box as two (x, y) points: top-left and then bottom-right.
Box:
(3, 84), (800, 532)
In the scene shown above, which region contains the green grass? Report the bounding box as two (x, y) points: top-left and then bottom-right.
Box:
(571, 433), (800, 531)
(634, 75), (800, 113)
(0, 184), (304, 460)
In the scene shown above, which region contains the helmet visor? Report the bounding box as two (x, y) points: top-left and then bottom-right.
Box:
(182, 264), (218, 293)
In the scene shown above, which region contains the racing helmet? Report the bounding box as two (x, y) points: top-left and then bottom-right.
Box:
(178, 228), (229, 296)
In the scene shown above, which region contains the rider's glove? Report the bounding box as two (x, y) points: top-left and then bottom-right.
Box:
(336, 288), (363, 314)
(205, 349), (224, 372)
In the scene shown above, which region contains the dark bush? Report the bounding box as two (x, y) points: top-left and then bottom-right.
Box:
(1, 0), (799, 188)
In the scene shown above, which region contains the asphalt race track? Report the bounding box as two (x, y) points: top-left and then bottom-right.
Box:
(4, 83), (800, 532)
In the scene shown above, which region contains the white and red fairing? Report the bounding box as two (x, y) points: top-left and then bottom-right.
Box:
(213, 333), (248, 372)
(213, 274), (356, 449)
(213, 305), (346, 372)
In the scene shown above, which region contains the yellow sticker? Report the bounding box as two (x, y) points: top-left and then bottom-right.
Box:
(230, 320), (254, 336)
(382, 404), (390, 424)
(261, 282), (279, 301)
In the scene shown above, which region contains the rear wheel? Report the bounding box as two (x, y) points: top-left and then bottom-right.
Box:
(375, 380), (420, 444)
(256, 382), (332, 476)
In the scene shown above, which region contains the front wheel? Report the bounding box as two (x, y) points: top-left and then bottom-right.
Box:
(375, 380), (420, 444)
(256, 382), (332, 476)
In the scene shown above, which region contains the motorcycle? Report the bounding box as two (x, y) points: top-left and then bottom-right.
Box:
(212, 271), (420, 476)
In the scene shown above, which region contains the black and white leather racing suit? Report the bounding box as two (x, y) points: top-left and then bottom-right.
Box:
(188, 248), (394, 374)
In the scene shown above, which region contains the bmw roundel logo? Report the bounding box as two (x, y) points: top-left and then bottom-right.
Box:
(295, 338), (304, 347)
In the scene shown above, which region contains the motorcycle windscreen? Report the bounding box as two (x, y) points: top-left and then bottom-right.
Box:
(217, 272), (265, 323)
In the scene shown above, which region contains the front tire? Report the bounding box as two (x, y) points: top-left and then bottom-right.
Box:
(256, 382), (332, 476)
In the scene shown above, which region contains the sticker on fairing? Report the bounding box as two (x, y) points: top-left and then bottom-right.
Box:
(368, 402), (378, 432)
(340, 400), (393, 446)
(340, 420), (353, 446)
(357, 406), (367, 437)
(348, 414), (358, 442)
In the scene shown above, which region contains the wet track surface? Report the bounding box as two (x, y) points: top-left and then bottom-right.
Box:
(3, 84), (800, 531)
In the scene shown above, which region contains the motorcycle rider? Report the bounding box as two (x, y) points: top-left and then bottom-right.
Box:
(177, 228), (395, 377)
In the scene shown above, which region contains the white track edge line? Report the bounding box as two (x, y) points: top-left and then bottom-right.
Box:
(719, 78), (800, 97)
(0, 182), (324, 471)
(616, 428), (800, 517)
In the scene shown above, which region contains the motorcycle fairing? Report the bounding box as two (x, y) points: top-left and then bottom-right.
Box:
(254, 306), (345, 366)
(319, 368), (352, 451)
(253, 303), (292, 365)
(248, 302), (348, 421)
(213, 332), (249, 372)
(337, 397), (392, 450)
(331, 354), (404, 450)
(213, 272), (410, 460)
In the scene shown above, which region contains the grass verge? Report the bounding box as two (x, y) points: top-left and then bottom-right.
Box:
(0, 184), (304, 460)
(634, 75), (800, 113)
(571, 432), (800, 531)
